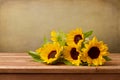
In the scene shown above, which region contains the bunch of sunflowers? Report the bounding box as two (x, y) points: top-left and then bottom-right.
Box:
(28, 28), (111, 66)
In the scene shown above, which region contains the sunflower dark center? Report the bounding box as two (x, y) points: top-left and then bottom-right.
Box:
(70, 48), (79, 60)
(74, 35), (82, 44)
(48, 50), (57, 59)
(88, 47), (100, 59)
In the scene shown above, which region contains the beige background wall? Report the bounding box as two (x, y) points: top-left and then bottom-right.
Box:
(0, 0), (120, 52)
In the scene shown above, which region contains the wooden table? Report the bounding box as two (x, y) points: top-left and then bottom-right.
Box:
(0, 53), (120, 80)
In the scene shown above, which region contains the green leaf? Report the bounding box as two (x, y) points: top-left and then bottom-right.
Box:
(103, 56), (112, 61)
(81, 61), (88, 66)
(63, 59), (73, 65)
(84, 31), (93, 38)
(28, 51), (43, 62)
(43, 36), (49, 44)
(57, 31), (66, 46)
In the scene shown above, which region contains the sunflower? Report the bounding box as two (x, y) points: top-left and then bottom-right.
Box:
(51, 31), (66, 46)
(36, 48), (42, 54)
(63, 46), (81, 66)
(66, 28), (84, 48)
(51, 31), (57, 42)
(81, 37), (109, 66)
(39, 42), (63, 64)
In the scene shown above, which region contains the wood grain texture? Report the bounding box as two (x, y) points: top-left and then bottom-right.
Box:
(0, 53), (120, 80)
(0, 73), (120, 80)
(0, 53), (120, 73)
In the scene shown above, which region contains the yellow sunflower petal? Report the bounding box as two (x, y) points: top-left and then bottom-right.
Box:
(66, 28), (84, 48)
(39, 42), (63, 64)
(36, 48), (42, 54)
(63, 46), (81, 66)
(51, 31), (57, 42)
(81, 36), (109, 66)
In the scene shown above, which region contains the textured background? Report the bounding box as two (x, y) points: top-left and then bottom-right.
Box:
(0, 0), (120, 52)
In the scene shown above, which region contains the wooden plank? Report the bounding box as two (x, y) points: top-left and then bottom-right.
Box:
(0, 53), (120, 74)
(0, 53), (28, 56)
(0, 73), (119, 80)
